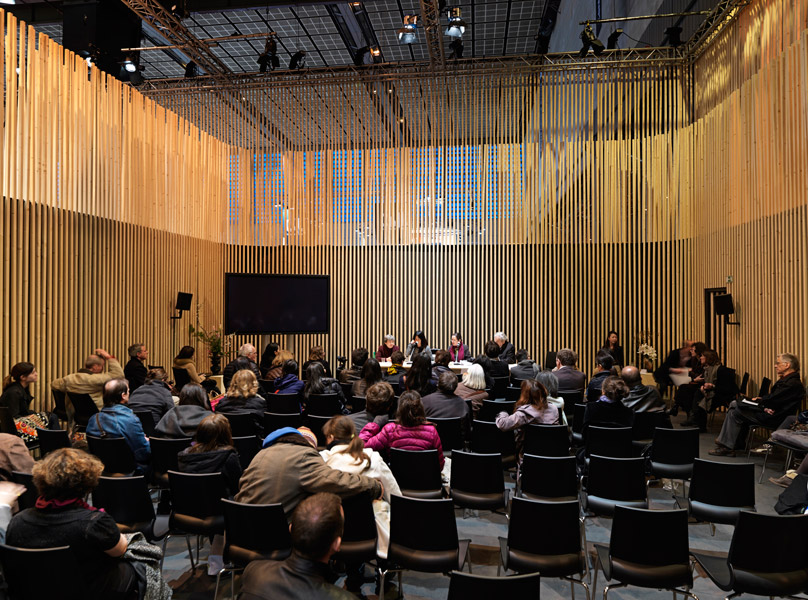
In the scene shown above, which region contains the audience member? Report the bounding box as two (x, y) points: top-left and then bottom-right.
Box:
(7, 448), (137, 598)
(239, 493), (356, 600)
(586, 351), (615, 403)
(400, 354), (437, 397)
(173, 345), (206, 385)
(154, 383), (212, 439)
(583, 376), (635, 431)
(274, 359), (305, 395)
(553, 348), (587, 397)
(669, 341), (708, 417)
(302, 346), (332, 379)
(265, 350), (295, 382)
(455, 364), (489, 418)
(421, 371), (472, 440)
(654, 339), (696, 391)
(601, 331), (624, 368)
(471, 355), (495, 389)
(496, 379), (558, 457)
(85, 379), (151, 471)
(0, 433), (35, 479)
(1, 362), (58, 443)
(51, 349), (124, 429)
(383, 351), (406, 388)
(304, 363), (349, 415)
(360, 391), (444, 469)
(710, 353), (804, 456)
(222, 344), (261, 389)
(123, 343), (149, 392)
(431, 350), (453, 380)
(684, 349), (734, 431)
(494, 332), (516, 364)
(769, 416), (808, 486)
(375, 335), (400, 362)
(349, 382), (394, 431)
(236, 427), (383, 518)
(510, 349), (539, 382)
(215, 370), (267, 435)
(320, 416), (400, 561)
(126, 368), (174, 427)
(0, 481), (27, 543)
(404, 330), (432, 362)
(620, 366), (667, 414)
(535, 370), (566, 426)
(338, 348), (368, 384)
(259, 342), (279, 379)
(448, 332), (470, 362)
(485, 341), (511, 378)
(352, 358), (383, 398)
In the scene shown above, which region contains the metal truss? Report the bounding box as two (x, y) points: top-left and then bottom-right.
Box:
(418, 0), (446, 72)
(683, 0), (752, 61)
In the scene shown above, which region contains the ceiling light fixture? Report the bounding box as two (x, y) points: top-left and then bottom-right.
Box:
(607, 28), (623, 50)
(665, 26), (683, 47)
(579, 23), (604, 57)
(353, 46), (369, 66)
(445, 8), (466, 38)
(289, 50), (306, 70)
(184, 60), (199, 78)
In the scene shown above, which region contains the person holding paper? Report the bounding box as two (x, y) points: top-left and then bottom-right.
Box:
(709, 353), (805, 456)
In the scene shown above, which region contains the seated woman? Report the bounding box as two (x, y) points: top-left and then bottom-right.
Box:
(471, 355), (495, 389)
(174, 345), (206, 385)
(215, 370), (267, 435)
(400, 354), (437, 397)
(485, 341), (511, 378)
(375, 335), (400, 362)
(320, 416), (401, 563)
(383, 351), (407, 388)
(352, 358), (383, 398)
(6, 448), (137, 599)
(259, 342), (279, 379)
(431, 350), (453, 380)
(303, 363), (349, 415)
(127, 368), (175, 428)
(264, 350), (294, 382)
(360, 391), (444, 469)
(178, 413), (243, 576)
(496, 379), (559, 457)
(0, 362), (58, 444)
(301, 346), (332, 379)
(535, 369), (566, 426)
(583, 376), (635, 431)
(154, 382), (212, 439)
(601, 330), (624, 368)
(689, 349), (734, 432)
(273, 359), (305, 395)
(448, 332), (470, 362)
(455, 364), (489, 418)
(405, 330), (433, 362)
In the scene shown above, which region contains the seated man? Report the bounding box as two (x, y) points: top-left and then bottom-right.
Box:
(222, 343), (261, 389)
(485, 341), (511, 378)
(338, 348), (368, 384)
(239, 492), (354, 600)
(123, 343), (148, 392)
(422, 371), (472, 441)
(510, 349), (539, 382)
(494, 332), (516, 364)
(620, 366), (667, 413)
(710, 353), (805, 457)
(126, 368), (174, 427)
(554, 348), (587, 398)
(51, 348), (124, 430)
(350, 381), (394, 431)
(85, 379), (151, 472)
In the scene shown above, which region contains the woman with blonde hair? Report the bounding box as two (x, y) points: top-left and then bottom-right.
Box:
(264, 349), (294, 381)
(215, 369), (267, 434)
(320, 416), (400, 562)
(455, 363), (489, 418)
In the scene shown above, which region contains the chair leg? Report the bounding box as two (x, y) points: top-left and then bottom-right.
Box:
(185, 535), (196, 571)
(672, 588), (699, 600)
(709, 522), (716, 537)
(160, 534), (170, 571)
(379, 570), (386, 600)
(603, 582), (625, 600)
(213, 570), (222, 600)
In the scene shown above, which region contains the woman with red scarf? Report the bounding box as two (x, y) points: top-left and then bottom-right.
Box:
(449, 332), (470, 362)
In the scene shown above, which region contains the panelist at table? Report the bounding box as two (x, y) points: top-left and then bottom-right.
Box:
(375, 334), (400, 362)
(405, 330), (433, 362)
(449, 332), (470, 362)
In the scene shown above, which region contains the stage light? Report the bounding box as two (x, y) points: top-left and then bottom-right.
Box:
(353, 46), (369, 66)
(184, 60), (198, 78)
(448, 38), (464, 59)
(579, 23), (604, 57)
(398, 15), (418, 45)
(665, 26), (683, 47)
(607, 28), (623, 50)
(445, 8), (466, 38)
(123, 59), (137, 73)
(289, 50), (306, 70)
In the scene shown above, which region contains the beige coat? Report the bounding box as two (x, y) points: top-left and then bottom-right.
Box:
(173, 358), (204, 384)
(51, 358), (124, 409)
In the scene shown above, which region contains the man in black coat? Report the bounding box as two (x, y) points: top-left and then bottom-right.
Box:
(222, 343), (262, 389)
(510, 349), (539, 382)
(554, 348), (587, 398)
(124, 343), (149, 392)
(710, 353), (805, 456)
(421, 371), (472, 441)
(494, 332), (516, 364)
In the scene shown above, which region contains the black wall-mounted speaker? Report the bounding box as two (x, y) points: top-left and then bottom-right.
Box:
(175, 292), (193, 311)
(714, 293), (735, 316)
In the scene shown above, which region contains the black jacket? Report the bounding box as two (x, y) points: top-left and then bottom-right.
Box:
(489, 360), (511, 379)
(127, 380), (174, 427)
(555, 366), (587, 395)
(154, 405), (212, 439)
(622, 384), (666, 413)
(177, 446), (243, 496)
(583, 399), (635, 431)
(0, 382), (33, 418)
(124, 358), (148, 392)
(215, 396), (267, 435)
(222, 359), (262, 390)
(511, 360), (539, 382)
(586, 371), (612, 403)
(421, 390), (472, 440)
(497, 342), (516, 364)
(240, 552), (355, 600)
(738, 372), (806, 428)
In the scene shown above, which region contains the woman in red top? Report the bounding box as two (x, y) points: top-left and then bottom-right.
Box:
(359, 391), (444, 469)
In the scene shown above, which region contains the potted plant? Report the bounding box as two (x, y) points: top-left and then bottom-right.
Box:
(188, 323), (230, 375)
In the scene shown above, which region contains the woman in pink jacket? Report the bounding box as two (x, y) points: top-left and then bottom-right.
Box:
(359, 391), (444, 469)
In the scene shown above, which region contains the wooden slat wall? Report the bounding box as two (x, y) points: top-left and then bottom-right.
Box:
(691, 0), (808, 393)
(0, 12), (232, 411)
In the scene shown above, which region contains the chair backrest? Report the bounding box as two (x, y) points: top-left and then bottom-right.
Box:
(479, 400), (515, 422)
(50, 389), (68, 421)
(587, 455), (647, 502)
(448, 571), (542, 598)
(585, 426), (633, 458)
(490, 376), (510, 400)
(66, 392), (99, 427)
(0, 407), (18, 436)
(739, 372), (750, 396)
(133, 410), (156, 437)
(258, 379), (276, 395)
(92, 475), (155, 525)
(34, 428), (70, 457)
(508, 497), (581, 556)
(523, 424), (570, 457)
(0, 545), (85, 600)
(306, 393), (342, 417)
(450, 450), (503, 495)
(631, 411), (668, 441)
(263, 411), (303, 433)
(11, 471), (37, 510)
(689, 459), (755, 508)
(389, 495), (459, 552)
(339, 382), (354, 400)
(729, 511), (808, 574)
(86, 435), (137, 475)
(172, 367), (191, 392)
(504, 386), (521, 402)
(610, 505), (690, 566)
(266, 394), (301, 414)
(389, 448), (443, 497)
(471, 420), (516, 460)
(150, 437), (193, 475)
(305, 414), (332, 446)
(520, 454), (578, 500)
(232, 435), (261, 470)
(350, 396), (366, 413)
(429, 417), (464, 452)
(222, 411), (256, 436)
(168, 470), (227, 519)
(339, 491), (378, 544)
(650, 427), (699, 466)
(222, 499), (291, 563)
(562, 390), (585, 406)
(759, 377), (772, 396)
(571, 403), (587, 433)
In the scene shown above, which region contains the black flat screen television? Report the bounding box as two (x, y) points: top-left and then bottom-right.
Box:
(224, 274), (330, 334)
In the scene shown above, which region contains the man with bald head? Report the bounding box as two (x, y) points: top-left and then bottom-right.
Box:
(621, 366), (667, 413)
(222, 343), (262, 389)
(51, 348), (124, 430)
